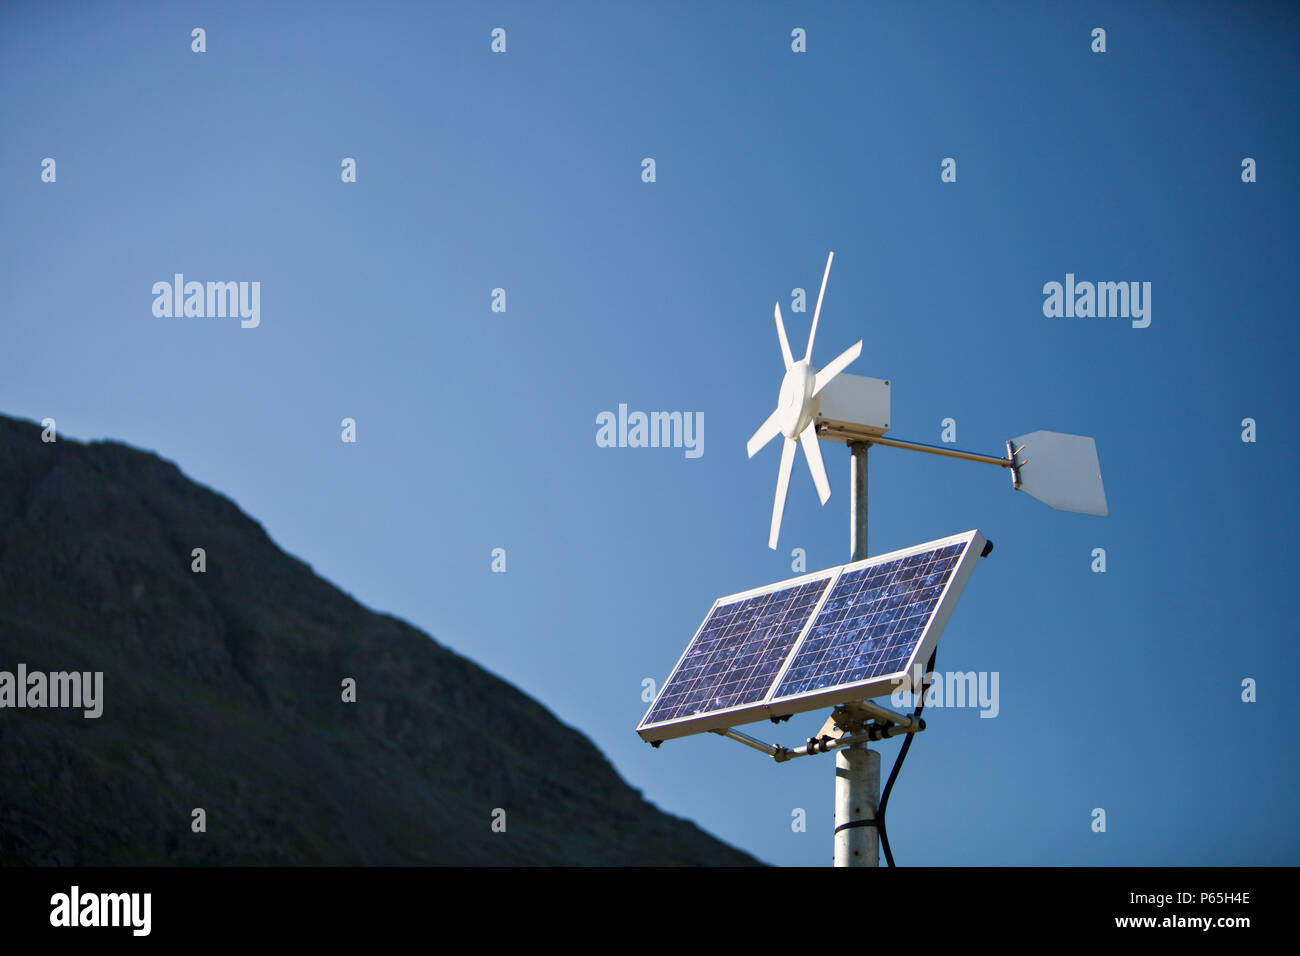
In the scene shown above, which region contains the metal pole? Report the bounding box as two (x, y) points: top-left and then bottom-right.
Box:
(838, 441), (879, 867)
(834, 745), (880, 866)
(850, 442), (869, 562)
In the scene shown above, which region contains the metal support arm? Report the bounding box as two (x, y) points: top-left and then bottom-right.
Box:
(853, 433), (1014, 468)
(710, 710), (926, 763)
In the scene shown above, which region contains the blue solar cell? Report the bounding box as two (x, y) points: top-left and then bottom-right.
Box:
(770, 542), (967, 700)
(642, 576), (831, 726)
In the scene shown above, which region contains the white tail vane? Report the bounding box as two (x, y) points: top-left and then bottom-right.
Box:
(1011, 430), (1109, 517)
(747, 251), (863, 549)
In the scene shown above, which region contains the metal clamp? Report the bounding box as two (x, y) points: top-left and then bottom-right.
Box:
(833, 818), (879, 833)
(1005, 438), (1027, 490)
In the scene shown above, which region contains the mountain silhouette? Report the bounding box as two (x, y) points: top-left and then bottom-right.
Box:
(0, 415), (756, 865)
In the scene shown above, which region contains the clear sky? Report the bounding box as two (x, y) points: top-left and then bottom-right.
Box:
(3, 1), (1297, 866)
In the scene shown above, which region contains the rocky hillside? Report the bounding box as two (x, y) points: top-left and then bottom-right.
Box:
(0, 414), (756, 865)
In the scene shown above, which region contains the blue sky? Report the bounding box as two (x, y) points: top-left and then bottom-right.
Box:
(2, 1), (1297, 866)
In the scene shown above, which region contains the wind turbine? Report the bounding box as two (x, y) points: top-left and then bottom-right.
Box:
(747, 252), (863, 549)
(746, 250), (1108, 554)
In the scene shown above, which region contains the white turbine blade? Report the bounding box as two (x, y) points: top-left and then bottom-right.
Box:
(768, 438), (797, 549)
(746, 409), (782, 458)
(774, 302), (794, 370)
(804, 250), (834, 361)
(813, 339), (862, 396)
(799, 422), (831, 504)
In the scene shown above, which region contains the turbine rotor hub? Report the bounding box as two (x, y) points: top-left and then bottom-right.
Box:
(777, 361), (817, 439)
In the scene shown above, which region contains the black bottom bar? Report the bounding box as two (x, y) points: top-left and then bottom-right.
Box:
(0, 866), (1282, 942)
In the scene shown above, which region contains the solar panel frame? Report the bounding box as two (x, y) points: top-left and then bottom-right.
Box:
(764, 529), (984, 719)
(635, 567), (839, 742)
(636, 529), (986, 743)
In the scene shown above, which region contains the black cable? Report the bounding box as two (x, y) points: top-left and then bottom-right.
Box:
(877, 647), (937, 867)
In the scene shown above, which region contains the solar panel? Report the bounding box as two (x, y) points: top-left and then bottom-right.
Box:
(637, 530), (984, 743)
(767, 540), (970, 713)
(636, 571), (837, 741)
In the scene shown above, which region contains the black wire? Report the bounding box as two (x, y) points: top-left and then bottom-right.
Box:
(877, 648), (937, 867)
